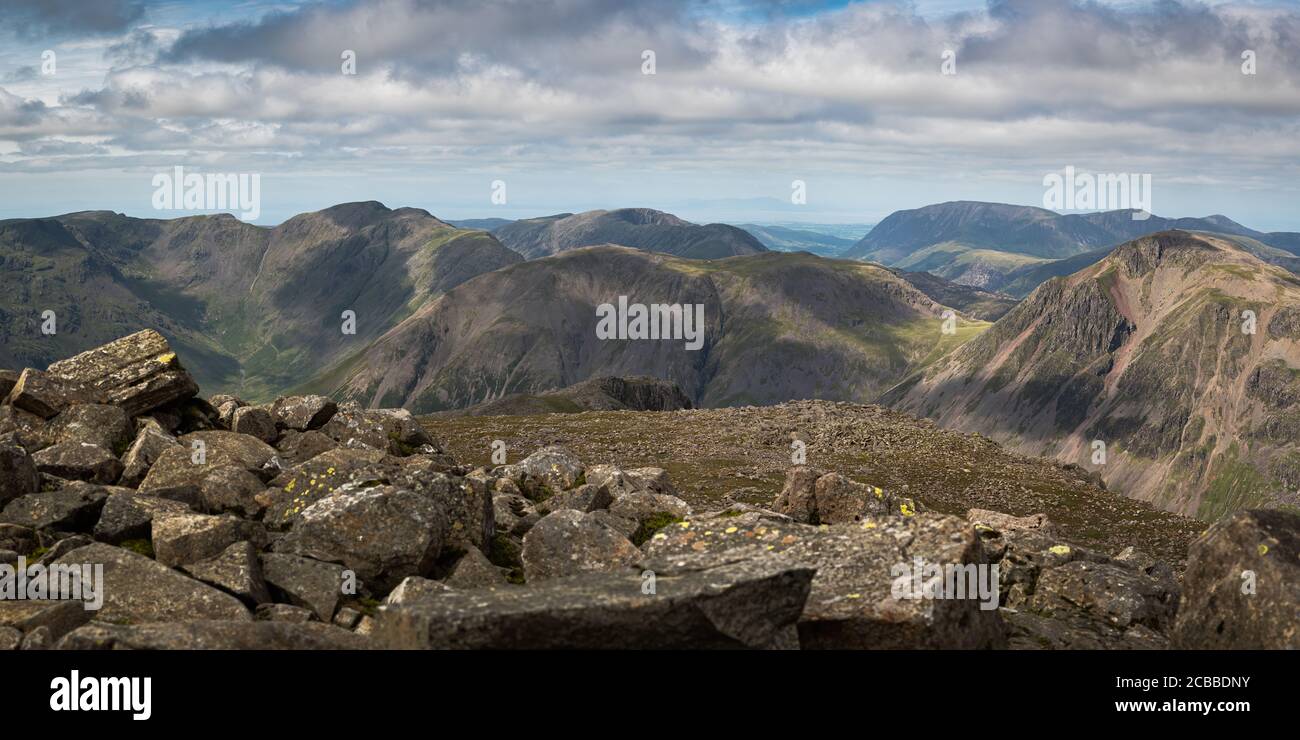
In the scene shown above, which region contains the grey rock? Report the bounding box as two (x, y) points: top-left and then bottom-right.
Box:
(47, 404), (134, 455)
(521, 509), (640, 582)
(0, 600), (93, 640)
(3, 368), (103, 419)
(0, 439), (40, 506)
(118, 419), (179, 488)
(519, 445), (585, 494)
(0, 481), (109, 531)
(44, 329), (198, 417)
(272, 395), (338, 431)
(256, 603), (316, 622)
(180, 540), (272, 607)
(384, 576), (453, 605)
(261, 553), (345, 621)
(274, 429), (339, 466)
(444, 547), (507, 589)
(92, 490), (189, 544)
(55, 620), (368, 649)
(138, 430), (277, 499)
(151, 512), (251, 567)
(32, 442), (123, 485)
(539, 483), (613, 514)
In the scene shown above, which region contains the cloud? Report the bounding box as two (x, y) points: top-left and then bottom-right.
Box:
(4, 0), (146, 39)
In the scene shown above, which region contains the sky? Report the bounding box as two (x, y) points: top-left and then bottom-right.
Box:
(1, 0), (1298, 230)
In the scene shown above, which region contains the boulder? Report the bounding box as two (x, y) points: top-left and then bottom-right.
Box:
(196, 465), (267, 518)
(773, 467), (921, 524)
(643, 510), (1006, 649)
(0, 439), (40, 506)
(262, 447), (396, 528)
(521, 509), (640, 582)
(967, 508), (1055, 535)
(92, 490), (189, 544)
(272, 395), (338, 431)
(0, 482), (109, 531)
(539, 483), (613, 514)
(518, 445), (585, 494)
(32, 442), (123, 485)
(3, 368), (103, 419)
(51, 542), (251, 623)
(0, 600), (93, 641)
(1028, 560), (1177, 632)
(1173, 509), (1300, 649)
(384, 576), (453, 605)
(319, 404), (434, 455)
(138, 430), (277, 499)
(273, 483), (447, 592)
(118, 419), (179, 487)
(151, 512), (252, 567)
(274, 430), (339, 466)
(261, 553), (345, 621)
(256, 603), (315, 623)
(444, 547), (507, 589)
(55, 621), (368, 650)
(46, 404), (134, 454)
(374, 554), (814, 649)
(181, 541), (273, 607)
(0, 406), (51, 452)
(44, 329), (198, 416)
(231, 406), (278, 443)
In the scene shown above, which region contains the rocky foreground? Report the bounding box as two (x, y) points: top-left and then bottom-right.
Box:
(1, 331), (1296, 649)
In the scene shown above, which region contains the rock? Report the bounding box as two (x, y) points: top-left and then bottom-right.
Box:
(274, 429), (339, 466)
(256, 603), (315, 623)
(55, 620), (369, 649)
(375, 555), (814, 649)
(1028, 560), (1177, 632)
(33, 534), (93, 565)
(46, 404), (134, 454)
(181, 541), (273, 607)
(92, 490), (189, 544)
(32, 442), (123, 484)
(384, 576), (453, 605)
(0, 626), (19, 650)
(3, 368), (103, 419)
(51, 542), (251, 623)
(585, 464), (678, 499)
(0, 406), (51, 452)
(589, 510), (639, 540)
(262, 447), (396, 528)
(404, 468), (492, 553)
(521, 509), (640, 582)
(208, 394), (244, 410)
(492, 491), (532, 534)
(20, 625), (52, 649)
(151, 512), (251, 567)
(216, 400), (240, 428)
(274, 483), (447, 592)
(967, 508), (1055, 535)
(138, 430), (277, 499)
(0, 482), (109, 531)
(319, 404), (433, 455)
(995, 529), (1111, 609)
(44, 329), (198, 416)
(1003, 608), (1169, 650)
(644, 510), (1006, 649)
(118, 419), (179, 487)
(0, 524), (38, 555)
(0, 600), (93, 641)
(231, 406), (278, 443)
(333, 606), (362, 630)
(197, 465), (267, 518)
(0, 439), (40, 506)
(609, 490), (692, 527)
(272, 395), (338, 431)
(1173, 509), (1300, 649)
(0, 368), (16, 399)
(624, 467), (679, 497)
(518, 445), (585, 494)
(261, 553), (345, 621)
(538, 483), (613, 514)
(773, 467), (920, 524)
(444, 547), (507, 589)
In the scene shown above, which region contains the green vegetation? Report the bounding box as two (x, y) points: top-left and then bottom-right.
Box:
(631, 512), (684, 546)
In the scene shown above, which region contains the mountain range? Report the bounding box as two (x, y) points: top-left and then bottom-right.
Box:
(489, 208), (768, 260)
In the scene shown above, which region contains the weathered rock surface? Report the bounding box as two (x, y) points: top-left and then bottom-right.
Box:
(261, 553), (345, 621)
(32, 442), (123, 484)
(138, 430), (277, 498)
(272, 395), (338, 431)
(46, 404), (134, 453)
(45, 329), (198, 416)
(181, 541), (273, 607)
(56, 620), (368, 650)
(0, 482), (110, 531)
(521, 509), (640, 582)
(0, 440), (40, 505)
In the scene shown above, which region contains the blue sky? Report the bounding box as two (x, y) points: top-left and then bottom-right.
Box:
(2, 0), (1299, 230)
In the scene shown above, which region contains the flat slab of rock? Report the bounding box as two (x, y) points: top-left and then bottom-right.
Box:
(51, 542), (250, 623)
(56, 620), (368, 649)
(521, 509), (640, 582)
(181, 541), (273, 607)
(272, 395), (338, 431)
(644, 510), (1006, 649)
(152, 512), (252, 567)
(1, 481), (110, 531)
(261, 553), (344, 621)
(44, 329), (198, 417)
(0, 600), (94, 640)
(32, 442), (123, 485)
(1173, 509), (1300, 649)
(138, 430), (277, 498)
(374, 556), (814, 649)
(4, 369), (104, 419)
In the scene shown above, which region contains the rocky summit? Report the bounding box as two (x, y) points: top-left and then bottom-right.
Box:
(0, 332), (1296, 650)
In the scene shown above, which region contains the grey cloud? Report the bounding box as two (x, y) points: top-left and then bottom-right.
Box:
(4, 0), (146, 39)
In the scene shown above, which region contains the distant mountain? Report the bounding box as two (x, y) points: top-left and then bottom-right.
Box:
(734, 224), (857, 256)
(449, 218), (514, 231)
(891, 270), (1018, 321)
(309, 247), (992, 412)
(430, 376), (692, 417)
(885, 230), (1300, 519)
(0, 202), (521, 399)
(492, 208), (768, 260)
(844, 200), (1300, 293)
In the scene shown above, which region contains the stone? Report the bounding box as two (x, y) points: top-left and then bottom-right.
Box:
(319, 404), (434, 456)
(32, 442), (123, 484)
(262, 447), (396, 529)
(55, 621), (369, 650)
(521, 509), (640, 582)
(375, 555), (814, 649)
(181, 541), (273, 607)
(51, 542), (251, 623)
(256, 603), (315, 623)
(0, 482), (109, 531)
(46, 404), (134, 455)
(118, 419), (179, 487)
(1173, 509), (1300, 649)
(538, 483), (613, 514)
(274, 483), (447, 592)
(0, 439), (40, 506)
(138, 430), (277, 499)
(151, 512), (251, 567)
(384, 576), (453, 605)
(0, 626), (19, 650)
(0, 600), (93, 641)
(231, 405), (278, 443)
(0, 369), (16, 399)
(197, 465), (267, 518)
(274, 429), (339, 466)
(3, 368), (103, 419)
(967, 508), (1055, 535)
(1028, 560), (1177, 632)
(773, 467), (921, 524)
(444, 547), (507, 589)
(333, 606), (363, 630)
(0, 406), (50, 452)
(20, 625), (52, 649)
(44, 329), (199, 416)
(402, 467), (493, 553)
(518, 445), (585, 494)
(644, 510), (1007, 649)
(92, 490), (189, 544)
(608, 490), (691, 527)
(261, 553), (345, 621)
(272, 395), (338, 431)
